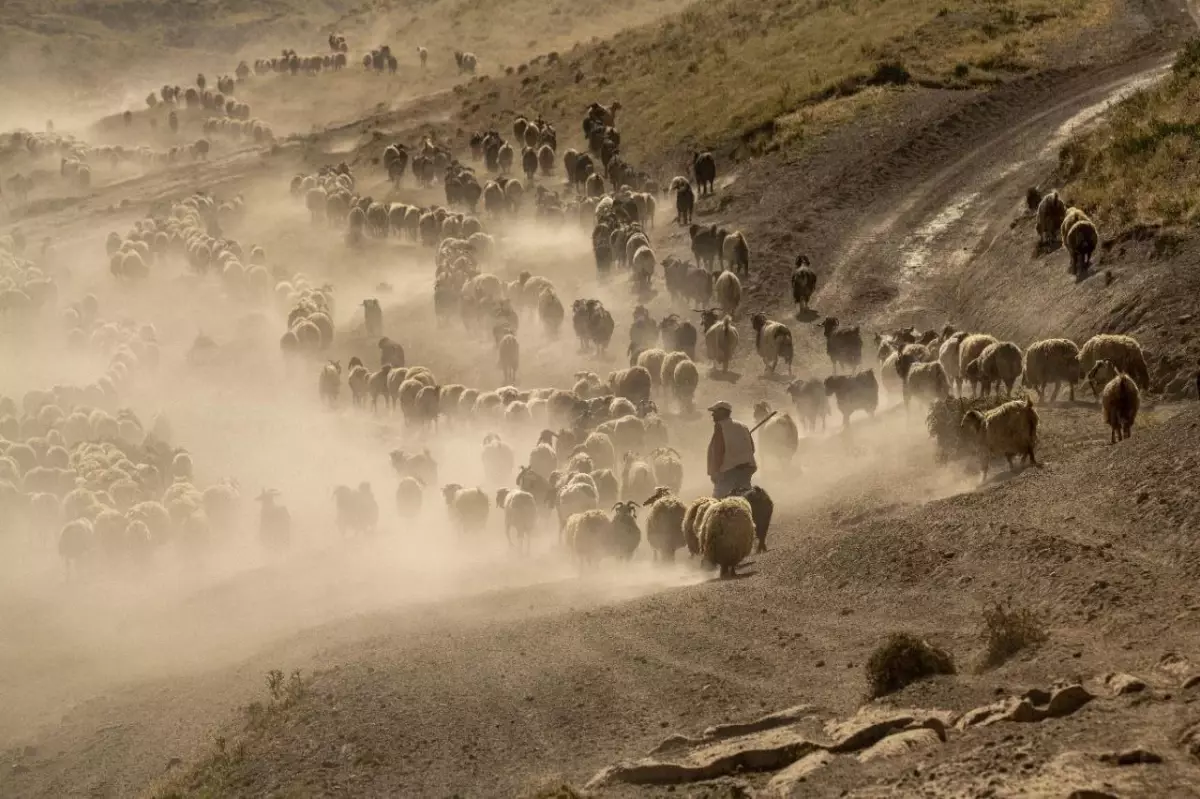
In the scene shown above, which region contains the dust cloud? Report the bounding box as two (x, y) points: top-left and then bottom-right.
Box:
(0, 39), (968, 764)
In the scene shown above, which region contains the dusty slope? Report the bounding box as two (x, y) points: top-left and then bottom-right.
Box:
(154, 403), (1200, 797)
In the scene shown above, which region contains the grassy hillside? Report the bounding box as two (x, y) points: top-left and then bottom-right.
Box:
(450, 0), (1115, 163)
(1058, 39), (1200, 230)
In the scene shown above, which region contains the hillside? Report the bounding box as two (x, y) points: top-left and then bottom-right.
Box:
(444, 0), (1130, 166)
(1058, 39), (1200, 229)
(157, 403), (1200, 797)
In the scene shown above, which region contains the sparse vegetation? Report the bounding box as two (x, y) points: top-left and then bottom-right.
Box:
(865, 633), (956, 698)
(979, 602), (1048, 668)
(926, 396), (1011, 462)
(155, 668), (311, 797)
(1058, 37), (1200, 229)
(455, 0), (1114, 160)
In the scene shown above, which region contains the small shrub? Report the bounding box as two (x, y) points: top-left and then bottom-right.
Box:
(1172, 37), (1200, 78)
(265, 669), (284, 701)
(979, 602), (1047, 668)
(868, 60), (910, 86)
(954, 63), (970, 78)
(866, 633), (956, 698)
(926, 396), (1010, 462)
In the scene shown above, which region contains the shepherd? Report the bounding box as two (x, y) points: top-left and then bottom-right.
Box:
(706, 401), (758, 498)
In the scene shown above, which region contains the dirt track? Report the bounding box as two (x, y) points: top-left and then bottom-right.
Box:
(3, 0), (1200, 795)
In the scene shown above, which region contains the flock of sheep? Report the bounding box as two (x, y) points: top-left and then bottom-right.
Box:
(0, 29), (1171, 586)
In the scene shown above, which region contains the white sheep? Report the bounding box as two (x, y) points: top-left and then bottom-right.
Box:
(642, 486), (687, 561)
(442, 484), (490, 535)
(704, 315), (740, 373)
(750, 314), (793, 374)
(1078, 334), (1150, 390)
(482, 433), (515, 486)
(649, 447), (683, 493)
(975, 341), (1024, 396)
(496, 488), (538, 553)
(395, 477), (423, 518)
(714, 270), (742, 317)
(957, 333), (998, 396)
(699, 496), (756, 578)
(498, 333), (520, 384)
(563, 509), (609, 568)
(1023, 338), (1081, 402)
(752, 402), (799, 468)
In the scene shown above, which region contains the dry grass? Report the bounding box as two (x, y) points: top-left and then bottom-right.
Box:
(1058, 39), (1200, 230)
(453, 0), (1115, 163)
(152, 668), (311, 799)
(978, 602), (1048, 669)
(865, 633), (956, 698)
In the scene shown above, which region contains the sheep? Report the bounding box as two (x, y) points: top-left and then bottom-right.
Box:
(1100, 369), (1140, 443)
(956, 333), (999, 396)
(1065, 218), (1099, 275)
(620, 452), (656, 504)
(563, 509), (609, 567)
(1023, 338), (1081, 402)
(1079, 333), (1150, 390)
(379, 337), (405, 368)
(590, 469), (620, 506)
(442, 484), (490, 535)
(347, 364), (370, 407)
(649, 447), (683, 493)
(960, 395), (1040, 482)
(699, 496), (755, 578)
(693, 151), (716, 196)
(670, 177), (695, 225)
(895, 352), (950, 413)
(332, 483), (378, 537)
(791, 255), (817, 312)
(555, 473), (600, 538)
(819, 317), (863, 374)
(529, 440), (558, 480)
(498, 333), (520, 384)
(631, 245), (656, 289)
(824, 370), (879, 428)
(752, 402), (799, 468)
(496, 488), (538, 552)
(362, 298), (382, 337)
(390, 448), (438, 488)
(786, 378), (830, 433)
(714, 270), (742, 318)
(641, 487), (687, 561)
(603, 501), (641, 560)
(703, 314), (740, 373)
(608, 366), (652, 405)
(937, 332), (969, 397)
(255, 489), (290, 551)
(721, 231), (750, 277)
(1035, 190), (1067, 246)
(665, 356), (698, 413)
(582, 431), (617, 471)
(537, 288), (565, 337)
(482, 433), (515, 486)
(393, 477), (423, 519)
(1084, 359), (1118, 400)
(58, 518), (94, 573)
(367, 365), (394, 412)
(975, 341), (1024, 396)
(751, 314), (793, 374)
(735, 485), (775, 554)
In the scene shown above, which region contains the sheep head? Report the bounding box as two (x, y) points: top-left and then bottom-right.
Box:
(441, 483), (462, 504)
